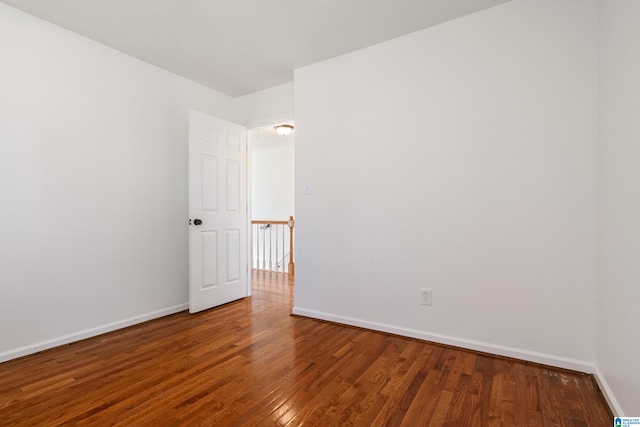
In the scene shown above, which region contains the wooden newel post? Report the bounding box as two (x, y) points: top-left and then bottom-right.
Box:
(288, 216), (295, 276)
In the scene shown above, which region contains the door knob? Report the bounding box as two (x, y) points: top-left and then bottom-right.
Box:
(193, 219), (202, 226)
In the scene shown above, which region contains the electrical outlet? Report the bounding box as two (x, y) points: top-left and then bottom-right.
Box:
(421, 289), (432, 306)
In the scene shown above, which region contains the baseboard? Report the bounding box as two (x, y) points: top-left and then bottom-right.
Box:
(0, 303), (188, 364)
(292, 306), (595, 373)
(594, 365), (625, 416)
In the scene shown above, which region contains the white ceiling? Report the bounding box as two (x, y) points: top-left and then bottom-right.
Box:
(1, 0), (509, 97)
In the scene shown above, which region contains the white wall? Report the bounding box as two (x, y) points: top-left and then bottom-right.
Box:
(293, 0), (598, 371)
(0, 4), (235, 361)
(597, 0), (640, 416)
(250, 130), (295, 220)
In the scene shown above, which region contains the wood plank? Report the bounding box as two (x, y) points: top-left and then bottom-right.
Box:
(0, 271), (613, 426)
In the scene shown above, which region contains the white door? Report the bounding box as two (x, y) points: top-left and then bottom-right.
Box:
(188, 110), (248, 313)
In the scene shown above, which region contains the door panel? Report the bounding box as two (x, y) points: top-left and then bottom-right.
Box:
(226, 159), (241, 212)
(189, 110), (247, 313)
(226, 229), (241, 283)
(201, 231), (218, 289)
(201, 156), (218, 211)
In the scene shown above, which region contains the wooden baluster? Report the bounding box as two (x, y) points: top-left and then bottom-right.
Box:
(288, 216), (295, 276)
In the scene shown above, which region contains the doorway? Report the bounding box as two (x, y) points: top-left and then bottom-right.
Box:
(248, 123), (295, 278)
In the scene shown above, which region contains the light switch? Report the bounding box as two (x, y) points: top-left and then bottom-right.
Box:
(304, 183), (312, 195)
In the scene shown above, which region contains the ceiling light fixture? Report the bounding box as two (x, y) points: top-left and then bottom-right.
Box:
(274, 124), (294, 136)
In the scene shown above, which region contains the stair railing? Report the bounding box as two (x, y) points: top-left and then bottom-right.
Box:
(251, 216), (295, 275)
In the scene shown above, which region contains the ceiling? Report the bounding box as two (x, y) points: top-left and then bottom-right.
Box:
(1, 0), (509, 98)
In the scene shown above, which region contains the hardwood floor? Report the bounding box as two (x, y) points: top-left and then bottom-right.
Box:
(0, 270), (612, 426)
